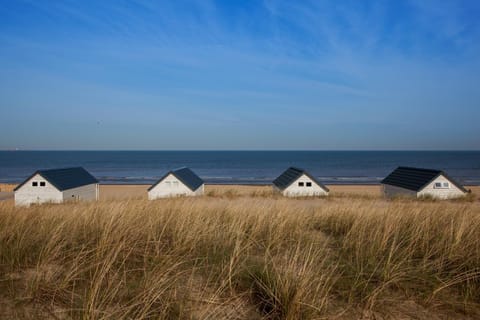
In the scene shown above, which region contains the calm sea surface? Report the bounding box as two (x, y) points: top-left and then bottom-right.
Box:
(0, 151), (479, 185)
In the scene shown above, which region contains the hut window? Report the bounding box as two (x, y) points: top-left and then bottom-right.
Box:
(306, 182), (312, 187)
(40, 182), (46, 187)
(298, 182), (304, 187)
(32, 182), (38, 187)
(434, 182), (449, 189)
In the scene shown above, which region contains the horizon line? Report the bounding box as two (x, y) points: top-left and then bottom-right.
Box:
(1, 149), (480, 152)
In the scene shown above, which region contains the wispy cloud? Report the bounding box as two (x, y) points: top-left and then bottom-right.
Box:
(1, 0), (479, 149)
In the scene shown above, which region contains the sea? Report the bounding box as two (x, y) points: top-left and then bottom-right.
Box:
(0, 151), (479, 185)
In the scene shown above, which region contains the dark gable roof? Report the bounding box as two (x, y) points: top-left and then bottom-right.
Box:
(148, 167), (204, 192)
(14, 167), (98, 192)
(273, 167), (329, 192)
(381, 166), (467, 193)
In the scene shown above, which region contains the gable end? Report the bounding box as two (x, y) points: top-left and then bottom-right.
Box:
(418, 173), (468, 194)
(273, 167), (329, 192)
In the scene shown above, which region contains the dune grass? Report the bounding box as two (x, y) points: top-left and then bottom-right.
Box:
(0, 195), (479, 319)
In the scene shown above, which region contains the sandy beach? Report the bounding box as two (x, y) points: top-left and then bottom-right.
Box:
(2, 183), (479, 201)
(0, 184), (16, 192)
(101, 184), (480, 199)
(98, 184), (383, 200)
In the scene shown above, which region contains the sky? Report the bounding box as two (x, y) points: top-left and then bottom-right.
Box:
(1, 0), (479, 150)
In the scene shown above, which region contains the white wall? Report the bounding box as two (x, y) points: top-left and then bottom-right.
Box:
(14, 174), (63, 206)
(62, 183), (99, 202)
(418, 175), (466, 199)
(14, 174), (99, 206)
(383, 184), (417, 198)
(148, 174), (204, 199)
(281, 174), (328, 197)
(194, 184), (204, 196)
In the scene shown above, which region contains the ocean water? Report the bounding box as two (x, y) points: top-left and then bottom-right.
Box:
(0, 151), (479, 185)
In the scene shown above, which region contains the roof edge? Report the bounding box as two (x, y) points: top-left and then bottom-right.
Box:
(417, 171), (468, 194)
(381, 167), (468, 193)
(302, 171), (330, 192)
(147, 170), (203, 192)
(147, 171), (173, 191)
(13, 170), (42, 192)
(13, 167), (98, 192)
(171, 170), (202, 192)
(274, 167), (329, 192)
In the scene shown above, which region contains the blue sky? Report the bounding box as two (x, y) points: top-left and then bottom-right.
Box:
(1, 0), (479, 150)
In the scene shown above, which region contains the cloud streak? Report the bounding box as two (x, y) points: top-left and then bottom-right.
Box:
(0, 0), (479, 150)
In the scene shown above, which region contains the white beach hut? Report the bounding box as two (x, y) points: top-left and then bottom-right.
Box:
(148, 167), (204, 199)
(381, 166), (468, 199)
(273, 167), (329, 197)
(14, 167), (99, 206)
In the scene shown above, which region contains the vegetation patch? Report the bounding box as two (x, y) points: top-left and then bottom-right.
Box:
(0, 196), (479, 319)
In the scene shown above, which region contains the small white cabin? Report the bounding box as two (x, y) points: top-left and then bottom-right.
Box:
(381, 166), (468, 199)
(148, 167), (204, 200)
(14, 167), (99, 206)
(273, 167), (329, 197)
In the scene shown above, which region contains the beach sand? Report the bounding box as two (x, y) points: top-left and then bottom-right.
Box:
(99, 184), (480, 200)
(98, 184), (384, 200)
(1, 183), (478, 201)
(0, 184), (16, 192)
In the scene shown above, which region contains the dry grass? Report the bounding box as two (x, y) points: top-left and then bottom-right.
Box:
(0, 194), (479, 319)
(0, 184), (16, 192)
